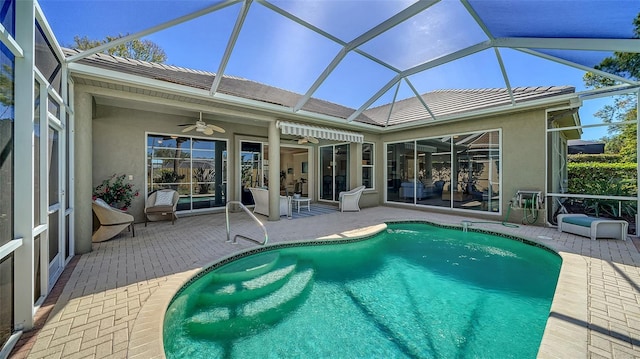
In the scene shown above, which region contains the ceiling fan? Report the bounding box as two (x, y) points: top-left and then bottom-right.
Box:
(180, 112), (225, 136)
(297, 136), (319, 144)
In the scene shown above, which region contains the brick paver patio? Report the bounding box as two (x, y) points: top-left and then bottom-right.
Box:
(9, 206), (640, 358)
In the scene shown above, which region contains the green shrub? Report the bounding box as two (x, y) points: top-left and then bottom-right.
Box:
(568, 162), (637, 194)
(568, 153), (622, 163)
(567, 162), (637, 219)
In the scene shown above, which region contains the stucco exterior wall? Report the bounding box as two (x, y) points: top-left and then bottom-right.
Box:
(92, 103), (267, 222)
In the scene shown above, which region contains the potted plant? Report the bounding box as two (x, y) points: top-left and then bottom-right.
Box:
(93, 174), (139, 211)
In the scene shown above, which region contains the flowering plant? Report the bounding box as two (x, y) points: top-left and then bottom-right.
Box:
(92, 174), (139, 211)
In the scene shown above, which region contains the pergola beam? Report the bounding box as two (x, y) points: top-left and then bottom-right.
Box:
(494, 48), (515, 105)
(294, 0), (439, 112)
(257, 0), (401, 75)
(517, 48), (639, 86)
(493, 37), (640, 53)
(347, 74), (402, 122)
(405, 78), (437, 121)
(210, 0), (253, 94)
(346, 0), (439, 52)
(402, 41), (493, 77)
(66, 0), (241, 63)
(460, 0), (494, 40)
(384, 82), (402, 128)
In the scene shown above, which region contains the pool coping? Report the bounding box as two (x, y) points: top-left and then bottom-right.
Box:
(127, 220), (582, 358)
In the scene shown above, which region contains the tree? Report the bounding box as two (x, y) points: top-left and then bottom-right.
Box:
(583, 13), (639, 162)
(73, 34), (167, 63)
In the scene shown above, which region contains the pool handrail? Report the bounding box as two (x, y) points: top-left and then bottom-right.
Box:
(225, 201), (268, 245)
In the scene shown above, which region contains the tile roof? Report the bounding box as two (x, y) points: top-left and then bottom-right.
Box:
(362, 86), (576, 127)
(65, 49), (575, 128)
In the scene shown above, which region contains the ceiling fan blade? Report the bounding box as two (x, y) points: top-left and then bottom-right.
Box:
(203, 128), (214, 135)
(207, 124), (226, 133)
(308, 136), (319, 144)
(182, 125), (197, 133)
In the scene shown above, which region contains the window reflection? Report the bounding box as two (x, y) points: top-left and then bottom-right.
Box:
(0, 43), (14, 247)
(147, 134), (227, 211)
(240, 142), (263, 205)
(0, 0), (14, 38)
(387, 130), (500, 212)
(0, 38), (14, 352)
(35, 22), (62, 94)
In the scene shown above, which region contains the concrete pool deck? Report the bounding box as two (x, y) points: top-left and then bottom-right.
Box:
(9, 206), (640, 358)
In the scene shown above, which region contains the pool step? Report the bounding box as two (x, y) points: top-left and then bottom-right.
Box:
(208, 251), (281, 283)
(186, 266), (314, 339)
(197, 255), (298, 305)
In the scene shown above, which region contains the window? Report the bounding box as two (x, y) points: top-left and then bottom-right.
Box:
(0, 0), (14, 38)
(147, 134), (227, 211)
(0, 253), (13, 346)
(0, 39), (13, 346)
(0, 44), (13, 248)
(386, 130), (500, 212)
(362, 142), (374, 189)
(34, 81), (41, 225)
(35, 22), (62, 94)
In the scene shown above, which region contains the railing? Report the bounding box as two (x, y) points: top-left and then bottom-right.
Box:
(225, 201), (268, 245)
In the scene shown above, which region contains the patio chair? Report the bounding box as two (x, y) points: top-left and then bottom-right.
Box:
(92, 199), (135, 242)
(248, 187), (290, 217)
(145, 189), (179, 226)
(338, 185), (365, 212)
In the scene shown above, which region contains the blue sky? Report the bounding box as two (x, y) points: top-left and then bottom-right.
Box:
(39, 0), (638, 140)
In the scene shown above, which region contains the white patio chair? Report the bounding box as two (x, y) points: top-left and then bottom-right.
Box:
(248, 187), (290, 217)
(338, 185), (365, 212)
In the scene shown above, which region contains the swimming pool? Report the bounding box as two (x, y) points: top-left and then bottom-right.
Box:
(164, 222), (561, 358)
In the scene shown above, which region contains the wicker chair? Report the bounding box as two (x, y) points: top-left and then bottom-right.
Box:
(338, 185), (365, 212)
(144, 189), (179, 226)
(92, 199), (135, 242)
(248, 187), (290, 217)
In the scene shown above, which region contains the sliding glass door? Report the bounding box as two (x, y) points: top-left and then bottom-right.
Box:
(319, 144), (349, 201)
(240, 142), (265, 205)
(386, 130), (500, 212)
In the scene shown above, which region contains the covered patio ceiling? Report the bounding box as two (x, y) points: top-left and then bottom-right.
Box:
(42, 0), (640, 128)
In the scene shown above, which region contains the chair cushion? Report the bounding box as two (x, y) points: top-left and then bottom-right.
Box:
(154, 191), (174, 206)
(94, 198), (112, 209)
(146, 205), (175, 214)
(562, 216), (601, 227)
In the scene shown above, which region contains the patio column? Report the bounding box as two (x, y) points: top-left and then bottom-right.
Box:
(74, 88), (93, 254)
(268, 121), (280, 221)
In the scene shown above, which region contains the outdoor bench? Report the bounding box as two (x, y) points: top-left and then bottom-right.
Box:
(557, 214), (628, 241)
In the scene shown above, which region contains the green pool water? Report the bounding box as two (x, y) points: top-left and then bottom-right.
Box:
(164, 223), (561, 358)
